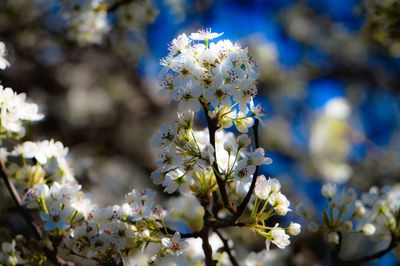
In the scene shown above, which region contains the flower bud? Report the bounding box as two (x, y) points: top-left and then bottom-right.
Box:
(362, 223), (376, 236)
(327, 232), (339, 244)
(343, 221), (353, 232)
(322, 183), (336, 199)
(288, 222), (301, 235)
(236, 134), (251, 148)
(177, 110), (194, 129)
(354, 200), (365, 218)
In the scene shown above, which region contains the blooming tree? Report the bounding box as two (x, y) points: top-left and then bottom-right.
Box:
(0, 30), (301, 265)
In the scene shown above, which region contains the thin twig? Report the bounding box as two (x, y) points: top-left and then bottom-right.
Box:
(201, 103), (236, 214)
(215, 230), (239, 266)
(199, 198), (217, 266)
(107, 0), (135, 12)
(0, 160), (66, 265)
(0, 160), (43, 240)
(216, 119), (260, 227)
(335, 232), (398, 265)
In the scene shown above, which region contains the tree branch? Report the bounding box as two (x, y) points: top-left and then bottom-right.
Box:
(107, 0), (135, 12)
(334, 231), (398, 265)
(201, 103), (236, 214)
(215, 230), (239, 266)
(0, 160), (43, 240)
(199, 198), (217, 266)
(216, 119), (260, 227)
(0, 160), (66, 265)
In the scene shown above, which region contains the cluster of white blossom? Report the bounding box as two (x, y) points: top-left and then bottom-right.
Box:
(253, 175), (301, 250)
(0, 32), (302, 264)
(0, 41), (184, 265)
(298, 183), (400, 246)
(151, 29), (300, 259)
(0, 86), (43, 138)
(159, 29), (264, 122)
(0, 42), (43, 138)
(0, 240), (25, 266)
(61, 0), (158, 46)
(151, 113), (272, 195)
(62, 0), (110, 45)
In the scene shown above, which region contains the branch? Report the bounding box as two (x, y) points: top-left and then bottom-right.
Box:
(215, 230), (239, 266)
(107, 0), (135, 12)
(0, 160), (66, 265)
(201, 103), (236, 214)
(199, 198), (217, 266)
(216, 119), (260, 227)
(164, 227), (201, 238)
(0, 160), (42, 240)
(336, 232), (398, 265)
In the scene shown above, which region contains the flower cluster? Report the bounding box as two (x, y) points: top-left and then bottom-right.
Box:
(151, 114), (272, 196)
(252, 175), (300, 250)
(151, 29), (300, 261)
(0, 32), (301, 265)
(160, 29), (261, 117)
(0, 41), (185, 265)
(298, 183), (400, 247)
(0, 86), (43, 138)
(0, 240), (24, 266)
(63, 0), (110, 45)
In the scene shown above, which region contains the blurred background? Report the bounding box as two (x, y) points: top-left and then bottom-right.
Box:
(1, 0), (400, 265)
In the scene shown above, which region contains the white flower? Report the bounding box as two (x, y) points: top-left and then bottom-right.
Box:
(24, 183), (50, 209)
(189, 28), (223, 41)
(234, 160), (256, 179)
(235, 176), (252, 196)
(269, 192), (291, 216)
(354, 200), (366, 217)
(266, 226), (290, 250)
(169, 33), (190, 54)
(0, 86), (43, 135)
(321, 183), (336, 199)
(203, 84), (232, 108)
(161, 232), (188, 255)
(50, 182), (81, 205)
(177, 110), (194, 128)
(0, 42), (10, 70)
(65, 1), (110, 45)
(197, 144), (215, 167)
(245, 148), (272, 166)
(152, 123), (177, 147)
(255, 175), (271, 200)
(287, 222), (301, 236)
(235, 115), (254, 133)
(160, 30), (260, 115)
(40, 202), (73, 231)
(12, 140), (67, 165)
(236, 134), (251, 149)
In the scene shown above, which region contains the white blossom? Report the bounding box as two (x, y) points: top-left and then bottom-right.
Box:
(0, 42), (10, 70)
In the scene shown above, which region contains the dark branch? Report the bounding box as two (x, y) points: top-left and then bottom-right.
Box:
(0, 160), (43, 240)
(201, 103), (236, 214)
(333, 232), (398, 265)
(215, 230), (239, 266)
(0, 161), (67, 265)
(107, 0), (135, 12)
(216, 119), (260, 227)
